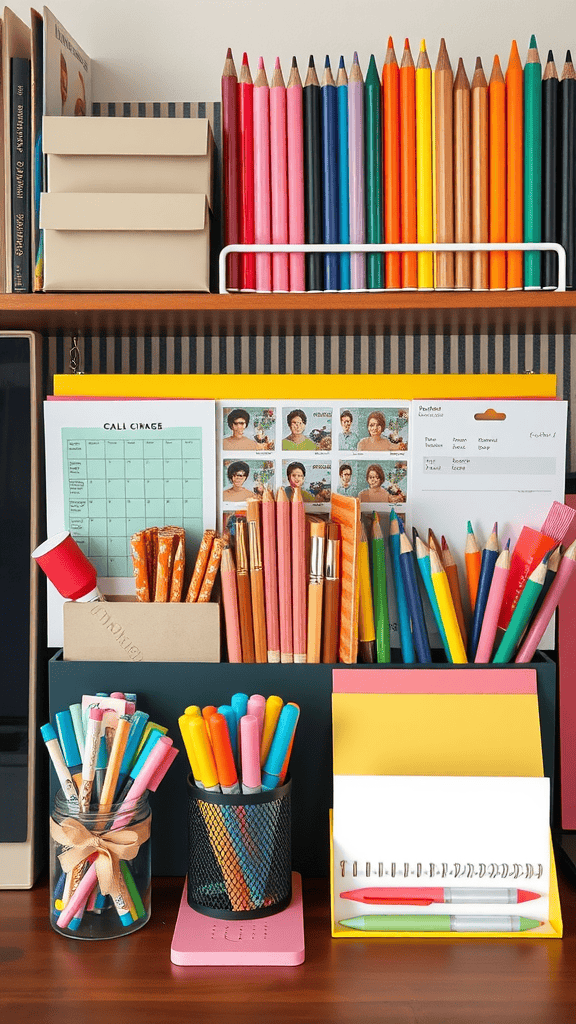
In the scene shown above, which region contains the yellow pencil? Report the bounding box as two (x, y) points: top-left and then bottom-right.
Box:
(358, 521), (376, 662)
(416, 40), (434, 288)
(429, 548), (468, 663)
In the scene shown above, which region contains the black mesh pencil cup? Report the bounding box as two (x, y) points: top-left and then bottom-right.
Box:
(187, 776), (292, 920)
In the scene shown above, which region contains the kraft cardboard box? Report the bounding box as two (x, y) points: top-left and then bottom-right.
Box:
(40, 192), (210, 291)
(63, 596), (220, 662)
(43, 116), (214, 202)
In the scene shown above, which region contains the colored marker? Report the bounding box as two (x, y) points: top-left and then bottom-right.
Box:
(54, 709), (83, 788)
(340, 915), (543, 931)
(262, 702), (299, 789)
(40, 723), (78, 804)
(240, 714), (262, 794)
(340, 887), (541, 905)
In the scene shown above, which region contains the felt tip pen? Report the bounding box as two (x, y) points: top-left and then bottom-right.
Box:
(79, 707), (104, 812)
(240, 714), (262, 793)
(209, 713), (240, 794)
(54, 710), (83, 788)
(189, 716), (220, 791)
(339, 915), (543, 931)
(340, 887), (541, 905)
(178, 713), (204, 787)
(217, 705), (238, 767)
(40, 723), (78, 803)
(261, 701), (299, 789)
(68, 703), (85, 760)
(115, 710), (149, 797)
(117, 726), (165, 801)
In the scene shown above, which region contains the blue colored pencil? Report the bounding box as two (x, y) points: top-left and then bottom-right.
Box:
(398, 521), (432, 663)
(389, 510), (415, 663)
(322, 56), (339, 290)
(337, 56), (350, 289)
(413, 530), (452, 661)
(469, 523), (499, 659)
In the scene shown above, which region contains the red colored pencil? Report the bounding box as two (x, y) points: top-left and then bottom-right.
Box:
(238, 52), (256, 290)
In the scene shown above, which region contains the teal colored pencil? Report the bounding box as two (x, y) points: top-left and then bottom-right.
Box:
(524, 35), (542, 287)
(389, 511), (415, 663)
(414, 533), (452, 661)
(492, 556), (548, 662)
(364, 54), (383, 287)
(371, 512), (390, 662)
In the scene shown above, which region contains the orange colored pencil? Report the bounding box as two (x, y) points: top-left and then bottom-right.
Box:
(441, 534), (468, 649)
(506, 40), (523, 289)
(471, 57), (489, 290)
(434, 39), (454, 289)
(453, 57), (471, 289)
(399, 39), (417, 289)
(465, 521), (482, 613)
(489, 55), (506, 290)
(383, 37), (401, 289)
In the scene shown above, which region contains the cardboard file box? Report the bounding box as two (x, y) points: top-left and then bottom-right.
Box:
(43, 116), (214, 201)
(40, 192), (210, 291)
(63, 596), (220, 662)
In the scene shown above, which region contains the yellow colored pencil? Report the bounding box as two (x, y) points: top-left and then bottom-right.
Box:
(416, 40), (434, 288)
(358, 521), (376, 662)
(430, 548), (468, 663)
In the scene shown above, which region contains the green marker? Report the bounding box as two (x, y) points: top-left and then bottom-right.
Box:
(524, 35), (542, 288)
(364, 54), (383, 288)
(340, 914), (543, 932)
(492, 555), (548, 663)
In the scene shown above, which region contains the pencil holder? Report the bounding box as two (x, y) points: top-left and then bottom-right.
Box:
(187, 776), (292, 919)
(49, 790), (151, 939)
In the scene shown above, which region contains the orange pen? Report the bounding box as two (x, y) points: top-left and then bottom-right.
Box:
(382, 37), (401, 289)
(489, 55), (506, 290)
(465, 521), (482, 613)
(209, 713), (240, 794)
(202, 705), (218, 744)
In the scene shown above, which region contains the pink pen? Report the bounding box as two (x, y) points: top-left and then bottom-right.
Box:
(270, 57), (289, 291)
(240, 715), (262, 794)
(57, 738), (178, 930)
(253, 56), (271, 291)
(287, 56), (305, 291)
(262, 487), (280, 662)
(247, 694), (266, 742)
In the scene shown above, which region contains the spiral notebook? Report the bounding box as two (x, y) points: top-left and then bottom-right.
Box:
(330, 667), (562, 938)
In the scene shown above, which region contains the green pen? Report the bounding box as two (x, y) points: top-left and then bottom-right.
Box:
(364, 54), (383, 289)
(340, 914), (543, 932)
(524, 35), (542, 288)
(492, 555), (548, 663)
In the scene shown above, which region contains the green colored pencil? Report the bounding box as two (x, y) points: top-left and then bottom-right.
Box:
(492, 556), (548, 662)
(364, 54), (383, 288)
(524, 35), (542, 288)
(371, 512), (390, 662)
(120, 859), (146, 919)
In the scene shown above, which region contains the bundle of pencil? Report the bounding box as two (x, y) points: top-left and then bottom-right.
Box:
(130, 526), (185, 603)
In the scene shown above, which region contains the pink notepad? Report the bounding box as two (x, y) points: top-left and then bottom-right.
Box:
(170, 872), (305, 966)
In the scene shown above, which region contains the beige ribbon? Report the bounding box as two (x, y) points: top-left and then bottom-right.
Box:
(50, 815), (151, 897)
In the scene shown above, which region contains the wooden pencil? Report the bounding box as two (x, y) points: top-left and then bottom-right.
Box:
(453, 57), (471, 289)
(238, 53), (256, 291)
(365, 54), (383, 289)
(560, 52), (576, 290)
(291, 485), (307, 662)
(383, 37), (401, 289)
(337, 57), (351, 290)
(465, 520), (482, 614)
(276, 487), (294, 663)
(270, 57), (290, 292)
(246, 500), (267, 663)
(542, 51), (559, 289)
(399, 39), (418, 289)
(262, 487), (280, 663)
(489, 55), (506, 290)
(471, 57), (489, 290)
(253, 57), (271, 292)
(416, 41), (434, 289)
(506, 40), (524, 289)
(524, 35), (542, 289)
(287, 57), (306, 292)
(221, 48), (240, 290)
(321, 56), (339, 291)
(441, 534), (468, 647)
(348, 52), (366, 289)
(429, 549), (467, 663)
(303, 56), (323, 291)
(434, 38), (454, 289)
(235, 519), (255, 663)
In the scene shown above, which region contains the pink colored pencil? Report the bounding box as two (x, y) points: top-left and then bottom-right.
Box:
(474, 543), (511, 662)
(276, 487), (294, 662)
(348, 52), (366, 289)
(238, 53), (256, 290)
(287, 57), (306, 291)
(220, 544), (243, 662)
(270, 58), (290, 292)
(291, 486), (307, 663)
(515, 538), (576, 662)
(262, 486), (280, 662)
(253, 57), (271, 291)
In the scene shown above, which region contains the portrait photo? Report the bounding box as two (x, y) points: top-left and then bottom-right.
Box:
(222, 406), (275, 451)
(340, 407), (409, 452)
(282, 407), (332, 451)
(282, 460), (331, 502)
(222, 459), (275, 502)
(357, 460), (408, 505)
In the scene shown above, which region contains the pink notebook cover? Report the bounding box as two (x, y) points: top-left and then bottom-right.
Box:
(559, 495), (576, 828)
(171, 872), (305, 966)
(332, 668), (537, 695)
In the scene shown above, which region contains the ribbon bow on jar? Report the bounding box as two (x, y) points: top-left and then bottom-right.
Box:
(50, 815), (151, 900)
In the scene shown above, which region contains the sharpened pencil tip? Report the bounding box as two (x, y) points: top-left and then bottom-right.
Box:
(467, 520), (474, 533)
(353, 50), (359, 63)
(567, 49), (573, 62)
(548, 50), (554, 62)
(292, 55), (297, 67)
(275, 56), (280, 69)
(475, 56), (482, 70)
(388, 35), (393, 48)
(309, 55), (315, 67)
(242, 52), (249, 65)
(325, 55), (330, 68)
(441, 535), (448, 549)
(493, 522), (498, 534)
(226, 47), (232, 59)
(258, 56), (264, 70)
(420, 39), (426, 52)
(339, 55), (345, 68)
(530, 34), (537, 48)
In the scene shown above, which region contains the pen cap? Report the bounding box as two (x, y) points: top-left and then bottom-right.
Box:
(209, 713), (238, 789)
(240, 714), (261, 790)
(32, 531), (99, 600)
(262, 702), (300, 778)
(217, 705), (238, 761)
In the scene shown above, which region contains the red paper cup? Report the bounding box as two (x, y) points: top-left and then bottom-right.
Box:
(32, 531), (100, 601)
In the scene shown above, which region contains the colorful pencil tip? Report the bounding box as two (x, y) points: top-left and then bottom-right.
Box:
(547, 50), (554, 63)
(388, 35), (393, 48)
(353, 51), (359, 63)
(567, 50), (572, 63)
(441, 535), (448, 549)
(493, 522), (498, 534)
(467, 520), (474, 533)
(309, 55), (315, 67)
(505, 537), (511, 549)
(325, 55), (331, 68)
(242, 52), (249, 65)
(292, 55), (298, 67)
(529, 34), (537, 48)
(258, 56), (264, 70)
(275, 56), (281, 69)
(389, 508), (398, 520)
(475, 56), (483, 70)
(404, 38), (410, 49)
(339, 55), (345, 68)
(226, 47), (232, 59)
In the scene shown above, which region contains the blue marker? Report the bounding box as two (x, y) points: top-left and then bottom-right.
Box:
(116, 727), (163, 802)
(114, 710), (149, 799)
(55, 710), (82, 784)
(68, 703), (85, 760)
(337, 55), (351, 289)
(262, 703), (300, 790)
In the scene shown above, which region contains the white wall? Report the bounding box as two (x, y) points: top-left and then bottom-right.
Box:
(9, 0), (576, 102)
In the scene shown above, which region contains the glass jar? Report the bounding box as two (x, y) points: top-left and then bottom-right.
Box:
(50, 789), (151, 939)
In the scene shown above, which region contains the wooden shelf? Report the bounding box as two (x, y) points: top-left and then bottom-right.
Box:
(1, 290), (576, 337)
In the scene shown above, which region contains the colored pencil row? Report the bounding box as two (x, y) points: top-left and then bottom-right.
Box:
(222, 39), (576, 292)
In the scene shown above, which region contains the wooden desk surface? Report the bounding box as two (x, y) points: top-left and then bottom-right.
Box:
(2, 871), (576, 1024)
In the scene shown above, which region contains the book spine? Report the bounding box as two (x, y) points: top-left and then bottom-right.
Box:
(11, 57), (31, 293)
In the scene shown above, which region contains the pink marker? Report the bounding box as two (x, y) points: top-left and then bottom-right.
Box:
(270, 57), (289, 291)
(247, 694), (266, 741)
(253, 56), (271, 291)
(287, 57), (305, 291)
(240, 715), (262, 794)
